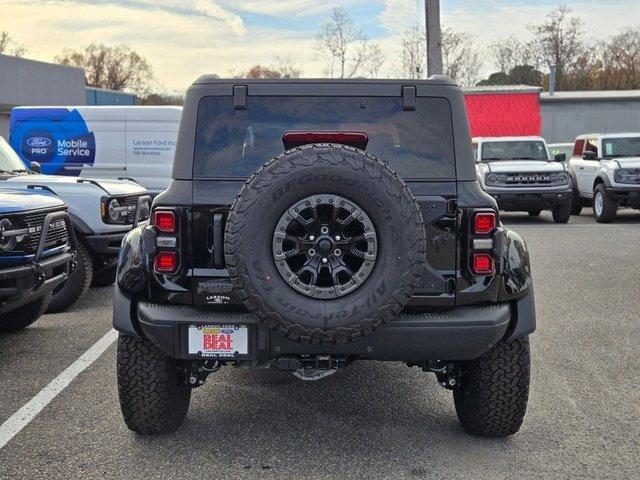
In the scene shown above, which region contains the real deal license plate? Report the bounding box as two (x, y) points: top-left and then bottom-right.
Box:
(188, 325), (249, 357)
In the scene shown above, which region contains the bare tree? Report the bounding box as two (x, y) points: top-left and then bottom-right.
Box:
(234, 55), (303, 79)
(601, 27), (640, 89)
(316, 7), (384, 78)
(272, 54), (302, 78)
(55, 44), (154, 95)
(491, 36), (543, 73)
(441, 28), (483, 86)
(400, 26), (425, 79)
(0, 30), (26, 56)
(528, 6), (585, 89)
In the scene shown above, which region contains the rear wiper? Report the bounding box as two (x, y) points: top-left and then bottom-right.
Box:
(512, 157), (538, 160)
(0, 169), (14, 175)
(482, 157), (503, 161)
(11, 169), (32, 173)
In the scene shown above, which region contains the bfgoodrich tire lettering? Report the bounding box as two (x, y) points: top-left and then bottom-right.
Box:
(224, 144), (426, 344)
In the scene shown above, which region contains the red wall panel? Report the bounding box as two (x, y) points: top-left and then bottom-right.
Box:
(464, 93), (541, 137)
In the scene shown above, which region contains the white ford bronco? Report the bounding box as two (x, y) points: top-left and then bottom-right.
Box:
(568, 133), (640, 222)
(474, 136), (572, 223)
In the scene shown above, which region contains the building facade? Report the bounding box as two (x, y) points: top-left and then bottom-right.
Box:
(1, 54), (136, 139)
(541, 90), (640, 143)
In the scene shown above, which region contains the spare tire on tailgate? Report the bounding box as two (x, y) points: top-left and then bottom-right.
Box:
(224, 144), (425, 344)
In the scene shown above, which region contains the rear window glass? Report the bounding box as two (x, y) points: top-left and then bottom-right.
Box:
(193, 96), (455, 179)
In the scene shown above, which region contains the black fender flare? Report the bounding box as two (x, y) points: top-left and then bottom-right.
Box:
(593, 173), (612, 189)
(116, 225), (154, 296)
(496, 227), (533, 302)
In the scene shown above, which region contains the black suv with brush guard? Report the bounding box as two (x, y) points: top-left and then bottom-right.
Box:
(113, 77), (536, 438)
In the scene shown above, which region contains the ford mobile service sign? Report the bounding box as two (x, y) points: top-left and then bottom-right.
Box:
(10, 108), (96, 175)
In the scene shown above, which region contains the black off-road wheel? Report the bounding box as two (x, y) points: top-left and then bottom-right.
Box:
(453, 337), (530, 437)
(0, 292), (51, 333)
(552, 201), (571, 223)
(117, 335), (191, 435)
(593, 184), (617, 223)
(46, 241), (92, 313)
(225, 144), (425, 344)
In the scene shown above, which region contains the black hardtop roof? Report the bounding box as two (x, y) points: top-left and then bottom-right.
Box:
(192, 75), (457, 87)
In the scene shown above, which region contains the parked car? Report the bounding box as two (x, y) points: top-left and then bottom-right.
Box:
(0, 187), (76, 332)
(0, 136), (150, 312)
(114, 77), (536, 438)
(568, 133), (640, 222)
(9, 106), (181, 195)
(474, 136), (573, 223)
(548, 142), (573, 160)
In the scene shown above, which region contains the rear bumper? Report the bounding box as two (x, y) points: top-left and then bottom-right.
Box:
(114, 285), (536, 362)
(488, 190), (572, 211)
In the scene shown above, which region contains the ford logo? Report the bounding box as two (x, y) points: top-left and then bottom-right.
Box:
(26, 137), (52, 148)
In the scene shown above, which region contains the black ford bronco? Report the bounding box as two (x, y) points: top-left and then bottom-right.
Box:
(114, 77), (536, 437)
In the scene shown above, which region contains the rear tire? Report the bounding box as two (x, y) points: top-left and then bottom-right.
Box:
(454, 337), (530, 437)
(593, 184), (617, 223)
(117, 334), (191, 435)
(0, 293), (51, 333)
(527, 209), (541, 217)
(552, 201), (571, 223)
(46, 242), (92, 313)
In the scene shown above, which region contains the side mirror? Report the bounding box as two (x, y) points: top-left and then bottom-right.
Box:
(582, 151), (597, 161)
(554, 153), (566, 162)
(30, 161), (41, 173)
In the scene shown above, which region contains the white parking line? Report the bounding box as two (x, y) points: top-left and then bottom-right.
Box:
(0, 329), (117, 450)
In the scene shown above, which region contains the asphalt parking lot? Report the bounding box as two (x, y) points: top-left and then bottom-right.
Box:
(1, 209), (638, 480)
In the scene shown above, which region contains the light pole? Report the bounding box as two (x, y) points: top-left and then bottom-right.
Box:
(425, 0), (443, 76)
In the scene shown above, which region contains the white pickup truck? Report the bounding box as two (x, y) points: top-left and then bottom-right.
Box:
(568, 133), (640, 223)
(474, 136), (573, 223)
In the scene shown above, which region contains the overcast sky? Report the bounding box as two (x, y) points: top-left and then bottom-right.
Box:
(1, 0), (639, 92)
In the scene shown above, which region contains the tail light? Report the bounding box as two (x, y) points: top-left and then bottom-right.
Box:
(153, 208), (179, 274)
(282, 131), (368, 150)
(154, 210), (177, 233)
(154, 251), (178, 273)
(472, 253), (494, 275)
(473, 212), (496, 234)
(470, 210), (497, 276)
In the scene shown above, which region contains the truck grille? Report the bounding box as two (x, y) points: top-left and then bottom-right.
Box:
(496, 172), (561, 186)
(21, 207), (70, 253)
(120, 195), (150, 224)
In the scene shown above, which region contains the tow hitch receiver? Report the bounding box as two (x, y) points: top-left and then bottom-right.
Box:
(276, 356), (348, 381)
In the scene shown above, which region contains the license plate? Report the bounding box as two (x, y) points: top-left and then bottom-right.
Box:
(187, 325), (249, 357)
